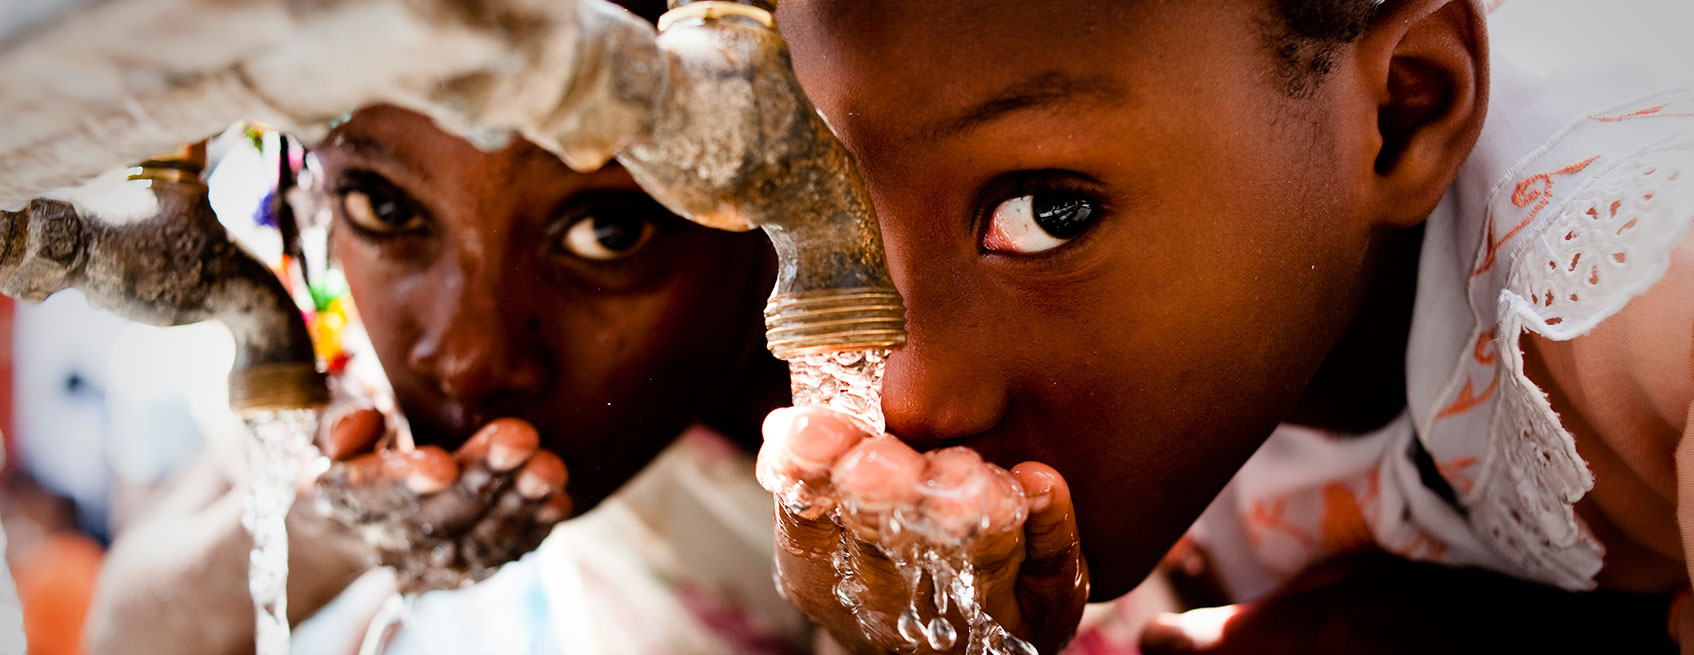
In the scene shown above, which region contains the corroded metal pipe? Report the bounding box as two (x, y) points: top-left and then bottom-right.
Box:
(0, 147), (327, 414)
(4, 0), (902, 363)
(610, 0), (907, 360)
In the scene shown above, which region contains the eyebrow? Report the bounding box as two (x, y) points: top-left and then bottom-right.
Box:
(922, 71), (1129, 141)
(320, 132), (429, 180)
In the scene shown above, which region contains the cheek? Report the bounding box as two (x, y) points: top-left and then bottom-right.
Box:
(334, 233), (425, 372)
(550, 248), (770, 413)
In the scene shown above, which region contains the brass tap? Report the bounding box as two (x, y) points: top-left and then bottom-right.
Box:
(0, 146), (328, 414)
(613, 0), (907, 360)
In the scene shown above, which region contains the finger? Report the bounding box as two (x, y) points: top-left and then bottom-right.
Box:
(760, 406), (872, 481)
(455, 418), (540, 473)
(759, 406), (873, 520)
(832, 435), (925, 541)
(1011, 462), (1088, 649)
(772, 501), (853, 617)
(514, 450), (567, 501)
(840, 533), (921, 650)
(1139, 606), (1244, 654)
(912, 448), (1028, 546)
(416, 419), (541, 534)
(534, 487), (573, 525)
(1011, 463), (1081, 591)
(406, 447), (547, 539)
(462, 452), (569, 566)
(316, 447), (455, 522)
(321, 407), (385, 460)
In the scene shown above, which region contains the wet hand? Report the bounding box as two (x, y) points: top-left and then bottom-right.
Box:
(312, 409), (570, 592)
(758, 406), (1089, 654)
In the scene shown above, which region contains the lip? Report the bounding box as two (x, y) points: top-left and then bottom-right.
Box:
(896, 424), (1021, 473)
(948, 433), (1021, 472)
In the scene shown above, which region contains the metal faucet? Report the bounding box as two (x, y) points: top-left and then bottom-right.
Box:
(556, 0), (909, 360)
(0, 145), (327, 414)
(1, 0), (904, 375)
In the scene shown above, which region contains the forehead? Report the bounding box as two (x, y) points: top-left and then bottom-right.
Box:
(776, 0), (1267, 144)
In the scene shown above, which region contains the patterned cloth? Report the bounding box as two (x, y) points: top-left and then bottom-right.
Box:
(1192, 0), (1694, 600)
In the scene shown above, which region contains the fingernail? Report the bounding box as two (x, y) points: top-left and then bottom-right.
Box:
(1017, 468), (1056, 512)
(402, 451), (454, 494)
(761, 407), (798, 443)
(480, 420), (537, 472)
(487, 440), (527, 472)
(536, 499), (569, 523)
(516, 471), (553, 499)
(1028, 483), (1055, 513)
(407, 469), (450, 495)
(788, 411), (857, 469)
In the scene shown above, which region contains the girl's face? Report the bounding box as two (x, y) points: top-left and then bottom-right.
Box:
(776, 0), (1416, 597)
(315, 105), (777, 511)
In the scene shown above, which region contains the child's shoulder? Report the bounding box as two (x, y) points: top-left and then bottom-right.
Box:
(1404, 0), (1694, 588)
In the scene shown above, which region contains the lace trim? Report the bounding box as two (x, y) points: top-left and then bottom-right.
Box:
(1476, 139), (1694, 589)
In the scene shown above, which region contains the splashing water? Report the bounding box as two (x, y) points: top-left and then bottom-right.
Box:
(242, 409), (320, 655)
(788, 348), (887, 433)
(777, 348), (1036, 655)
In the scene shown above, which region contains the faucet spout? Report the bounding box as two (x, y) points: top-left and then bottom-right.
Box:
(0, 147), (327, 414)
(617, 0), (906, 360)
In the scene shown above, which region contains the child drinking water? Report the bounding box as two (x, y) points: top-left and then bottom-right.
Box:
(87, 100), (806, 653)
(756, 0), (1693, 652)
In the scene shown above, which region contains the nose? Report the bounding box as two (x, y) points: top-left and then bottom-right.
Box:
(406, 261), (551, 409)
(878, 264), (1009, 451)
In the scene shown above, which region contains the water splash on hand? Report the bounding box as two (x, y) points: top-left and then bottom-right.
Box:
(774, 348), (1037, 654)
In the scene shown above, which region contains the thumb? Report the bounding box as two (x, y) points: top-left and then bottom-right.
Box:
(320, 406), (384, 460)
(1010, 462), (1089, 652)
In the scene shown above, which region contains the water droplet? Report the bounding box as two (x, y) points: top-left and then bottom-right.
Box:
(897, 606), (925, 646)
(926, 617), (958, 651)
(1000, 634), (1038, 655)
(835, 577), (865, 608)
(428, 543), (454, 567)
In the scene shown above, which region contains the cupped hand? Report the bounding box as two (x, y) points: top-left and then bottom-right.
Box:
(758, 406), (1089, 654)
(312, 409), (571, 592)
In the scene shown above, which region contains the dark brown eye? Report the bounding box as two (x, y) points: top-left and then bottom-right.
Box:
(983, 193), (1097, 254)
(338, 174), (423, 233)
(561, 214), (656, 260)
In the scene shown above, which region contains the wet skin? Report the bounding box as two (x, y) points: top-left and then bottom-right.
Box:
(773, 0), (1485, 604)
(313, 105), (779, 518)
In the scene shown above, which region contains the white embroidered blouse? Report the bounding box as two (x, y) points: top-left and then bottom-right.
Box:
(1192, 0), (1694, 599)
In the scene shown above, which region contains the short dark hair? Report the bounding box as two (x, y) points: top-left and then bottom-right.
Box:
(1268, 0), (1378, 96)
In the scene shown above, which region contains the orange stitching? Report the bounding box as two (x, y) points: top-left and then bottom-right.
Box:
(1320, 483), (1375, 555)
(1436, 457), (1478, 495)
(1473, 328), (1498, 366)
(1402, 532), (1448, 562)
(1590, 102), (1694, 122)
(1475, 156), (1601, 276)
(1245, 498), (1316, 551)
(1437, 373), (1500, 419)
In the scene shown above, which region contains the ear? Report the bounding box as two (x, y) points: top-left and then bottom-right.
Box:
(1353, 0), (1488, 228)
